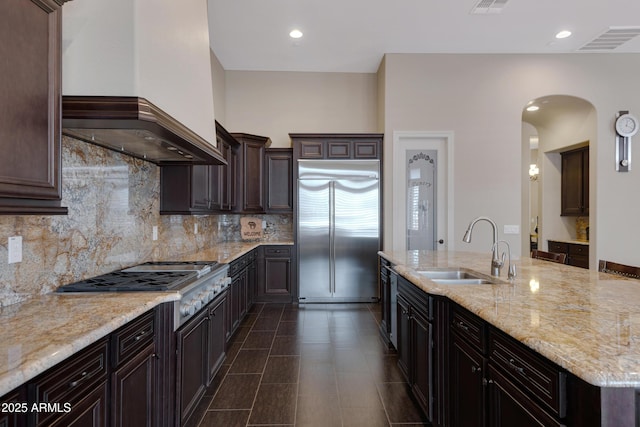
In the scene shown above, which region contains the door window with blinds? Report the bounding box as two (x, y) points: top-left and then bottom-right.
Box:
(407, 150), (437, 250)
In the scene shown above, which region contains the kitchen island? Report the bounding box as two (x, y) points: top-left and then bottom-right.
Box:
(380, 249), (640, 426)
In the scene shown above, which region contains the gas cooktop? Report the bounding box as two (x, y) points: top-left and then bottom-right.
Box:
(56, 261), (222, 292)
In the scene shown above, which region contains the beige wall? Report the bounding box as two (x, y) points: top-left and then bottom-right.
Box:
(210, 49), (226, 126)
(224, 71), (378, 147)
(216, 53), (640, 268)
(382, 53), (640, 267)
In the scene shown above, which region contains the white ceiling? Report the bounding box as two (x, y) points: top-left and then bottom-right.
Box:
(208, 0), (640, 73)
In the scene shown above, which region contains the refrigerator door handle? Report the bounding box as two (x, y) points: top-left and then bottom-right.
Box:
(329, 180), (336, 295)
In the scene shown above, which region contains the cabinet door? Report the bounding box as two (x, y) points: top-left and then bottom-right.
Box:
(44, 381), (109, 427)
(0, 0), (67, 214)
(379, 257), (391, 341)
(265, 149), (293, 212)
(264, 257), (291, 297)
(396, 294), (411, 381)
(230, 272), (242, 333)
(561, 147), (588, 216)
(242, 141), (265, 211)
(450, 334), (486, 427)
(247, 253), (257, 308)
(411, 308), (433, 419)
(190, 165), (212, 211)
(487, 365), (563, 427)
(0, 387), (27, 427)
(175, 310), (208, 427)
(208, 296), (226, 385)
(111, 346), (156, 427)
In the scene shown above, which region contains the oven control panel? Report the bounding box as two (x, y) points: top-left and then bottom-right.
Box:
(179, 276), (231, 317)
(175, 265), (230, 329)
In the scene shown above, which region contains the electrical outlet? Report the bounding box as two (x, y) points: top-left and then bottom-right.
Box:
(152, 226), (158, 241)
(8, 236), (22, 264)
(194, 224), (198, 234)
(503, 225), (520, 234)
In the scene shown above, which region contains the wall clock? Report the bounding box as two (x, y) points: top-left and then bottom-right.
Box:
(615, 113), (639, 138)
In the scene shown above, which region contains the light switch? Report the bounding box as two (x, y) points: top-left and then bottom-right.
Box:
(8, 236), (22, 264)
(503, 225), (519, 234)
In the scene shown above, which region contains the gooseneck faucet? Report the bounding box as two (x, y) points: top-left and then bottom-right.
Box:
(462, 216), (503, 277)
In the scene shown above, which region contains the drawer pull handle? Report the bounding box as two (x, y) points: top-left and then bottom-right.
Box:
(456, 320), (470, 332)
(509, 358), (526, 376)
(471, 366), (482, 374)
(69, 368), (98, 388)
(134, 331), (146, 341)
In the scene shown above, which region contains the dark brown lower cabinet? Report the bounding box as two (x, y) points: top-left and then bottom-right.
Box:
(46, 381), (109, 427)
(207, 296), (226, 385)
(257, 245), (294, 303)
(175, 306), (209, 427)
(31, 338), (109, 427)
(0, 387), (26, 427)
(176, 291), (228, 427)
(487, 365), (563, 427)
(450, 333), (486, 427)
(111, 347), (156, 427)
(396, 293), (411, 381)
(396, 277), (433, 420)
(411, 307), (433, 416)
(227, 251), (255, 341)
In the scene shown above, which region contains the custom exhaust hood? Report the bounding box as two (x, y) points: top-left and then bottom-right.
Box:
(61, 0), (224, 165)
(62, 96), (226, 165)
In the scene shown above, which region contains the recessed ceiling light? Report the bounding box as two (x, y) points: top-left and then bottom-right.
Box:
(555, 30), (572, 39)
(526, 105), (540, 112)
(289, 29), (303, 39)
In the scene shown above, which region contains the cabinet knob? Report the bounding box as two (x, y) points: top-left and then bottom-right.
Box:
(438, 239), (444, 244)
(471, 366), (482, 374)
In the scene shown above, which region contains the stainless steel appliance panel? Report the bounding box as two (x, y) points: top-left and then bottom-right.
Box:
(298, 179), (332, 299)
(332, 178), (379, 300)
(298, 160), (380, 303)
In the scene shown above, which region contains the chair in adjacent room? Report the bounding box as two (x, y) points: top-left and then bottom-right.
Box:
(531, 250), (567, 264)
(598, 260), (640, 279)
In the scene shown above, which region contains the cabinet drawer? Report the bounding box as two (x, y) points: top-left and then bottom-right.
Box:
(264, 246), (291, 257)
(568, 244), (588, 256)
(111, 310), (155, 368)
(31, 338), (109, 425)
(397, 276), (430, 320)
(547, 241), (569, 254)
(229, 255), (249, 275)
(489, 328), (566, 418)
(451, 304), (487, 354)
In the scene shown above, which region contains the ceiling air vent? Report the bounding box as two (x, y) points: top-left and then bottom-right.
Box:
(470, 0), (509, 14)
(579, 27), (640, 51)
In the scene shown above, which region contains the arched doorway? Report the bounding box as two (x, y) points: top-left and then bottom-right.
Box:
(521, 95), (596, 264)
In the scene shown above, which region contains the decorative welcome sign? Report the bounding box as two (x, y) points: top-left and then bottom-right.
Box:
(240, 217), (263, 240)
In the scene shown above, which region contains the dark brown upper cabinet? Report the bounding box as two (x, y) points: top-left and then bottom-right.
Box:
(265, 148), (293, 213)
(0, 0), (70, 214)
(561, 146), (589, 216)
(231, 133), (271, 213)
(290, 133), (382, 160)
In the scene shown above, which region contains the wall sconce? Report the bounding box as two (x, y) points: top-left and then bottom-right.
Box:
(529, 164), (539, 181)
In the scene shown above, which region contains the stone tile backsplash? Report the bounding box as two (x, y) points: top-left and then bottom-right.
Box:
(0, 136), (292, 297)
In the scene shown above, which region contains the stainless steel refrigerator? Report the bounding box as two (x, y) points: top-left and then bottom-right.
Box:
(297, 159), (380, 302)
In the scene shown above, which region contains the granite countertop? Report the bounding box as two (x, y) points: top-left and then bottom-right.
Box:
(380, 250), (640, 388)
(0, 240), (294, 397)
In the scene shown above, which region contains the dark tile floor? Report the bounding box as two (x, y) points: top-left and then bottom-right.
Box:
(192, 302), (429, 427)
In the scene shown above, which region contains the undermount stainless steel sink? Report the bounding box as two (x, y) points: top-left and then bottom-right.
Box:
(416, 268), (497, 285)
